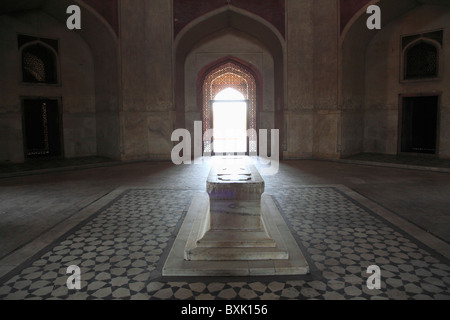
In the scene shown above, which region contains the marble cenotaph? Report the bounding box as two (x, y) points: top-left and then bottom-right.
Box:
(163, 157), (309, 276)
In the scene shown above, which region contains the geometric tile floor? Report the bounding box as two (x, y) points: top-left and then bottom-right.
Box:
(0, 187), (449, 300)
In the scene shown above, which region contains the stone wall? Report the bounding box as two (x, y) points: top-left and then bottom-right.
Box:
(119, 0), (174, 161)
(365, 5), (450, 157)
(0, 10), (96, 162)
(2, 1), (449, 163)
(285, 0), (340, 159)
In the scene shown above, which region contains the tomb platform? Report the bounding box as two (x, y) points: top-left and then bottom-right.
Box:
(186, 162), (287, 261)
(163, 157), (309, 276)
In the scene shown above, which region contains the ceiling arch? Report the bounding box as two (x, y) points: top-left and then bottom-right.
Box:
(173, 0), (285, 38)
(174, 5), (285, 157)
(0, 0), (118, 37)
(174, 5), (285, 123)
(341, 0), (450, 40)
(174, 5), (284, 66)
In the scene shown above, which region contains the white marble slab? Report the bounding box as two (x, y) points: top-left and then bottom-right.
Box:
(163, 193), (309, 276)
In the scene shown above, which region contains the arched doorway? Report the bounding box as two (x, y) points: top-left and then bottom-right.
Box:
(212, 88), (248, 154)
(200, 59), (259, 155)
(174, 6), (285, 158)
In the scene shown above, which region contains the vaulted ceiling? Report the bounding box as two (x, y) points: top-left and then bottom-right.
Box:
(173, 0), (285, 38)
(341, 0), (450, 32)
(1, 0), (450, 39)
(0, 0), (118, 36)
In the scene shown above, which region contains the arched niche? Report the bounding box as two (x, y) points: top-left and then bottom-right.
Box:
(174, 5), (285, 158)
(341, 0), (450, 157)
(43, 0), (121, 159)
(402, 39), (440, 81)
(339, 0), (450, 157)
(20, 41), (59, 84)
(197, 57), (262, 154)
(0, 0), (121, 160)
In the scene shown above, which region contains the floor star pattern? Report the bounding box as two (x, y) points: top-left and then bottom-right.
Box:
(0, 187), (449, 300)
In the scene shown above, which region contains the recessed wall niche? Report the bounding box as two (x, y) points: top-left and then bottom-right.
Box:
(18, 34), (59, 85)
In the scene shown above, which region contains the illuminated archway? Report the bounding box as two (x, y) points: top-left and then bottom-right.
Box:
(174, 6), (285, 158)
(200, 59), (259, 154)
(212, 88), (248, 153)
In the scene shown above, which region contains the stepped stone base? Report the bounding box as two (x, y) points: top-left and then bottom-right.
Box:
(163, 158), (309, 276)
(163, 192), (309, 276)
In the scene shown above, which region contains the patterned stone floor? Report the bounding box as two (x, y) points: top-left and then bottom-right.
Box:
(0, 186), (449, 300)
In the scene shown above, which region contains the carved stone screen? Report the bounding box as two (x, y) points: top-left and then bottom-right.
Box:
(202, 62), (257, 154)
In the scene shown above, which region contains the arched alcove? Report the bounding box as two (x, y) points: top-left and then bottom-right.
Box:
(0, 0), (120, 161)
(403, 40), (440, 80)
(341, 1), (450, 158)
(44, 0), (121, 159)
(211, 88), (248, 154)
(20, 41), (58, 84)
(198, 57), (261, 154)
(174, 5), (285, 158)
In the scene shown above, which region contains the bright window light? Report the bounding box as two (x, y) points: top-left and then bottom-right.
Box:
(213, 88), (247, 153)
(214, 87), (245, 101)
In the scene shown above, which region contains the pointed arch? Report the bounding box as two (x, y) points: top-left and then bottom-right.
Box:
(44, 0), (120, 159)
(174, 5), (285, 157)
(402, 38), (440, 80)
(197, 57), (261, 154)
(19, 40), (59, 84)
(214, 88), (245, 101)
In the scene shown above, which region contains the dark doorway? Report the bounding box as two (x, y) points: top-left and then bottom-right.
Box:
(400, 96), (438, 154)
(22, 99), (62, 159)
